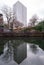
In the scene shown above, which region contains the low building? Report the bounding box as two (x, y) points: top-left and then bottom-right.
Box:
(0, 13), (4, 32)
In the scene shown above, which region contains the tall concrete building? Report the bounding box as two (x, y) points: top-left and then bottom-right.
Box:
(13, 1), (27, 26)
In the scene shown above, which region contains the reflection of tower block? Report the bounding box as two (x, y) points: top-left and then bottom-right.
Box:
(0, 14), (3, 32)
(13, 43), (27, 64)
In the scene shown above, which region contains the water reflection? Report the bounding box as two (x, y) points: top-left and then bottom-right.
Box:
(13, 43), (27, 64)
(30, 44), (38, 54)
(0, 37), (44, 65)
(0, 39), (27, 64)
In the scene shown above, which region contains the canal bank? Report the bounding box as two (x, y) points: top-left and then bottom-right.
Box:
(0, 31), (44, 37)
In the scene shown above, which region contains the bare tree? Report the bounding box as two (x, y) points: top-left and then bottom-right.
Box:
(29, 15), (38, 27)
(1, 5), (15, 30)
(10, 20), (23, 29)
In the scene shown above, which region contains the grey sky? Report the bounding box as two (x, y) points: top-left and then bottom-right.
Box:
(0, 0), (44, 22)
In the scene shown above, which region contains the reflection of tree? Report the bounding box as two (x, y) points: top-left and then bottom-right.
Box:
(0, 39), (7, 55)
(2, 40), (13, 62)
(29, 38), (44, 50)
(2, 39), (27, 64)
(0, 37), (43, 64)
(0, 44), (3, 55)
(30, 44), (38, 54)
(22, 37), (44, 50)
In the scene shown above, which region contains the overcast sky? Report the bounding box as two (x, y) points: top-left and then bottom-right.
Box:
(0, 0), (44, 22)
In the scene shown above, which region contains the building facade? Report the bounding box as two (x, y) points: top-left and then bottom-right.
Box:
(13, 1), (27, 26)
(0, 14), (3, 32)
(0, 14), (3, 25)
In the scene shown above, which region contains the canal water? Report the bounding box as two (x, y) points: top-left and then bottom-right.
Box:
(0, 37), (44, 65)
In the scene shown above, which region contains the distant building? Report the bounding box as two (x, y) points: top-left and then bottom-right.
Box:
(0, 14), (3, 25)
(13, 1), (27, 26)
(0, 13), (3, 32)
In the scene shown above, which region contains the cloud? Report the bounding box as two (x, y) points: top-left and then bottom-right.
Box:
(0, 0), (44, 22)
